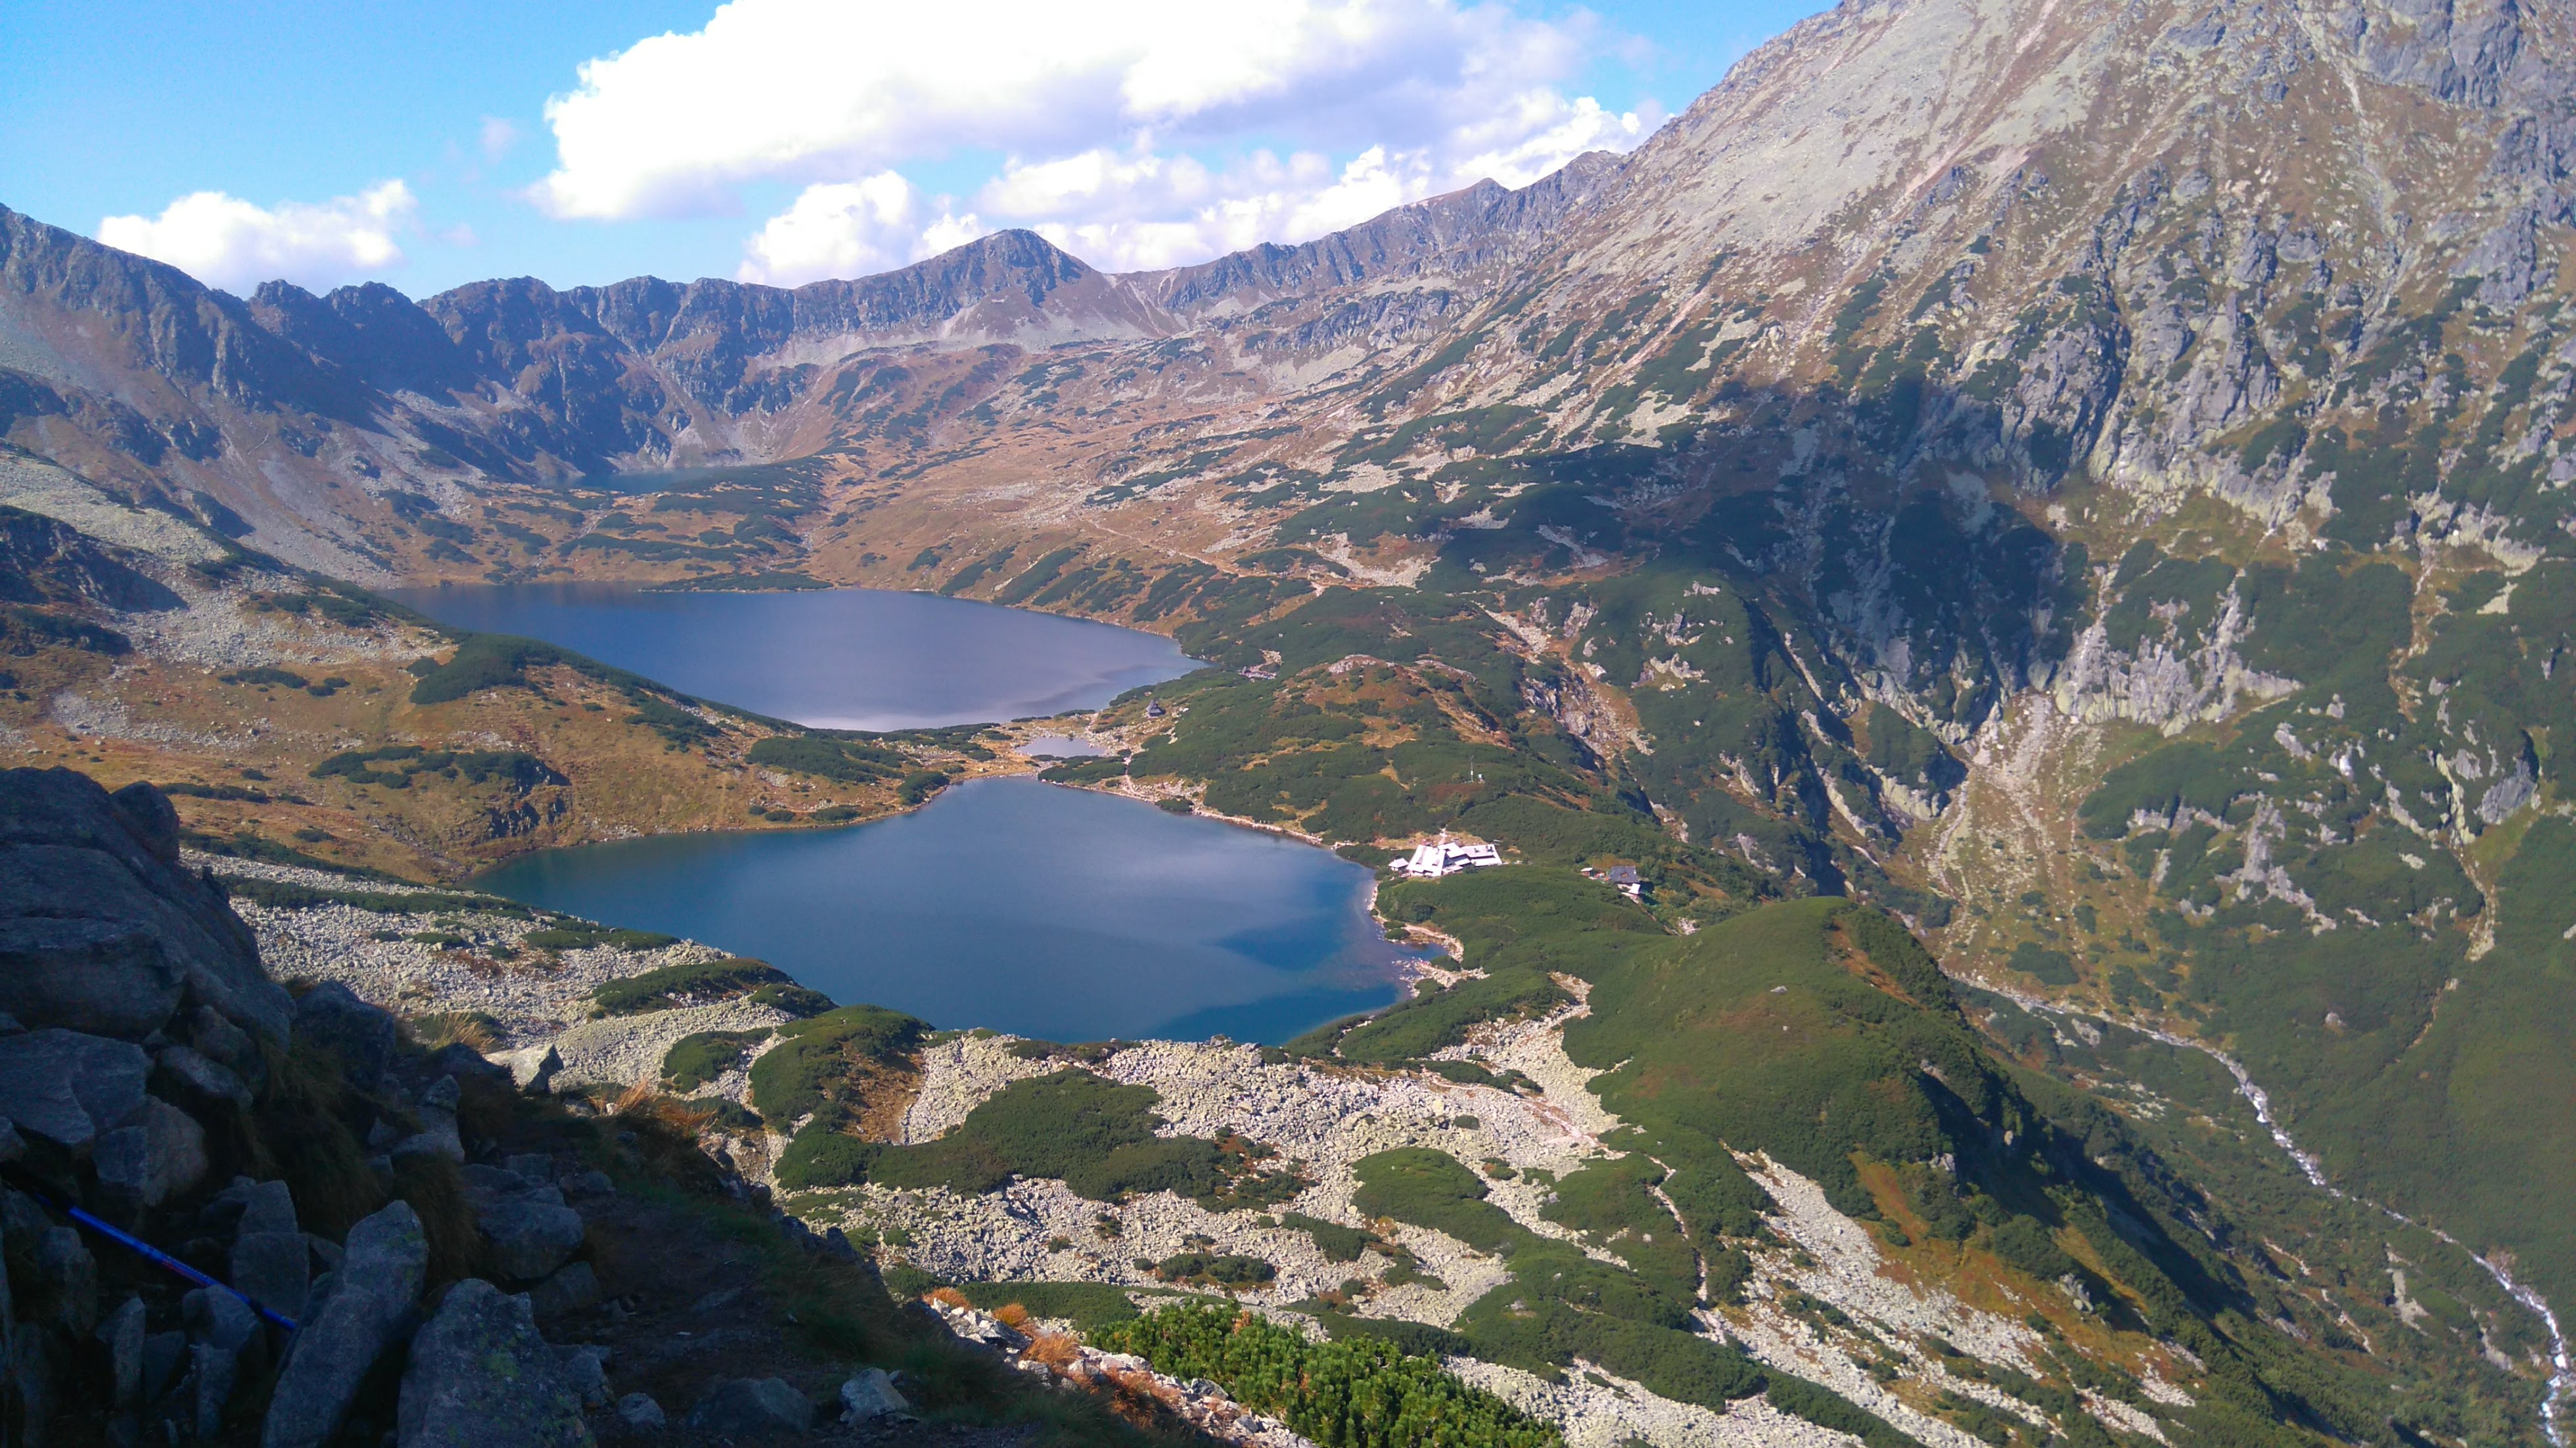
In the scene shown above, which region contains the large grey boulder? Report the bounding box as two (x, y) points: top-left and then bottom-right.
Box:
(614, 1393), (664, 1433)
(837, 1369), (909, 1424)
(262, 1200), (426, 1448)
(463, 1165), (586, 1281)
(94, 1097), (208, 1213)
(398, 1279), (592, 1448)
(290, 982), (396, 1085)
(685, 1378), (811, 1435)
(0, 769), (288, 1041)
(155, 1043), (254, 1112)
(223, 1192), (302, 1315)
(0, 1028), (146, 1150)
(528, 1261), (600, 1321)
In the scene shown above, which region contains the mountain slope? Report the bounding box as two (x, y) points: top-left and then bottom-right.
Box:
(1, 0), (2573, 1434)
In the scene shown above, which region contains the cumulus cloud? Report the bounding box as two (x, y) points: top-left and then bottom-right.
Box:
(97, 181), (419, 292)
(971, 89), (1649, 273)
(538, 0), (1594, 220)
(739, 173), (982, 285)
(544, 0), (1655, 281)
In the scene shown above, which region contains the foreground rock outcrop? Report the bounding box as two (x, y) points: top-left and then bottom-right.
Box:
(0, 766), (1259, 1447)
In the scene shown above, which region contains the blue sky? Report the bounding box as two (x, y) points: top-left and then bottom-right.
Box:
(0, 1), (1828, 297)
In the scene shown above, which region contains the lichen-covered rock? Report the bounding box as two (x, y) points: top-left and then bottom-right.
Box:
(0, 769), (287, 1041)
(398, 1279), (591, 1448)
(263, 1200), (426, 1448)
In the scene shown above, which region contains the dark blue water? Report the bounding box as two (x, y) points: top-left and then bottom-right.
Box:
(384, 583), (1194, 731)
(475, 777), (1408, 1043)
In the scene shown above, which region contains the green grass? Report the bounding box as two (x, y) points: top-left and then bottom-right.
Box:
(1151, 1252), (1275, 1287)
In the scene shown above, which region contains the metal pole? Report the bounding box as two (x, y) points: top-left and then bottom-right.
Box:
(5, 1173), (299, 1333)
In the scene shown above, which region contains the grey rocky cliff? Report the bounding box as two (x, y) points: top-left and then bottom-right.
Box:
(0, 768), (289, 1042)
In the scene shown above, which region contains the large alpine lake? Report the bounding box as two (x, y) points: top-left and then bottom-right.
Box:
(476, 777), (1406, 1043)
(400, 585), (1410, 1043)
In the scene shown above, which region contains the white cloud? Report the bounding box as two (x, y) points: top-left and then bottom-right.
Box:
(478, 117), (522, 163)
(97, 181), (420, 292)
(548, 0), (1658, 282)
(1448, 91), (1649, 188)
(1004, 145), (1436, 272)
(739, 173), (982, 285)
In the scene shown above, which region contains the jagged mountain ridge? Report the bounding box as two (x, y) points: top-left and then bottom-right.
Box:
(0, 153), (1619, 574)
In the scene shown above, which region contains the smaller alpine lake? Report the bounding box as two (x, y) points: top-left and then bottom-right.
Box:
(476, 777), (1413, 1044)
(383, 581), (1195, 731)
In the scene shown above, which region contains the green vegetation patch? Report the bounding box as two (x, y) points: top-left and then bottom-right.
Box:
(747, 733), (911, 784)
(1151, 1252), (1276, 1288)
(1351, 1148), (1521, 1253)
(518, 921), (680, 953)
(1277, 1212), (1381, 1263)
(662, 1029), (775, 1090)
(1327, 870), (1659, 1063)
(748, 1004), (929, 1121)
(0, 604), (129, 656)
(777, 1069), (1302, 1207)
(311, 744), (565, 792)
(953, 1280), (1145, 1332)
(407, 635), (574, 704)
(219, 876), (534, 920)
(1096, 1300), (1561, 1448)
(181, 829), (417, 884)
(591, 957), (798, 1016)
